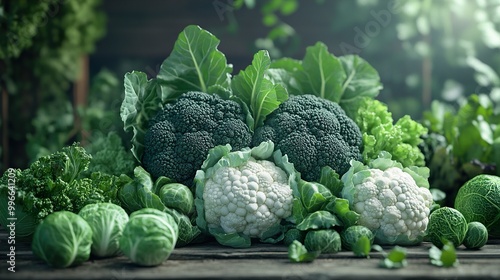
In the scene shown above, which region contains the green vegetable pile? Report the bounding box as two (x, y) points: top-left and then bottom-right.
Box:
(31, 204), (179, 268)
(454, 174), (500, 237)
(1, 24), (499, 270)
(0, 143), (127, 238)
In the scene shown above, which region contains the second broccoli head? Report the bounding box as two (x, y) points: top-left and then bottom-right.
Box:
(252, 94), (363, 181)
(142, 92), (252, 186)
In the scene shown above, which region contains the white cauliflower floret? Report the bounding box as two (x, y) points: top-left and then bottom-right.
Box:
(203, 158), (293, 238)
(344, 167), (433, 245)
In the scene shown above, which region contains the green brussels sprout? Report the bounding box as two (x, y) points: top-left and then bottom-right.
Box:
(427, 207), (468, 248)
(304, 229), (342, 253)
(463, 221), (488, 249)
(283, 228), (305, 246)
(340, 225), (374, 250)
(158, 183), (194, 215)
(32, 211), (92, 268)
(119, 208), (179, 266)
(78, 203), (129, 258)
(454, 174), (500, 238)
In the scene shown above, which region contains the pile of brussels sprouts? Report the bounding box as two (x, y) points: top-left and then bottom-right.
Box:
(31, 203), (179, 268)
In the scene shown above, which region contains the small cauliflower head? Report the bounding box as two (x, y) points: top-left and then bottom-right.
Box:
(204, 158), (293, 238)
(341, 153), (433, 245)
(195, 141), (297, 247)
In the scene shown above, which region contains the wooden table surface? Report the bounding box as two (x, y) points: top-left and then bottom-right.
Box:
(1, 228), (500, 280)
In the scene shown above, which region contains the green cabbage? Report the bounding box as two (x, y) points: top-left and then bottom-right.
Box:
(427, 207), (468, 248)
(454, 174), (500, 238)
(78, 203), (129, 258)
(32, 211), (92, 268)
(304, 229), (342, 253)
(119, 208), (178, 266)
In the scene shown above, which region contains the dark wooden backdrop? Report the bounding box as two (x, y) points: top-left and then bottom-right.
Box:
(89, 0), (357, 76)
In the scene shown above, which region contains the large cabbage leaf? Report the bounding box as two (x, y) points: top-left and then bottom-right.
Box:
(157, 25), (232, 95)
(269, 42), (382, 118)
(231, 50), (288, 130)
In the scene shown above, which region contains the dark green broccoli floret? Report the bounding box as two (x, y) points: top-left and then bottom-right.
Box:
(142, 91), (252, 186)
(252, 94), (362, 181)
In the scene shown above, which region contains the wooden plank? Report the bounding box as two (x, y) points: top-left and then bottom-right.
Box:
(2, 254), (500, 280)
(166, 241), (500, 260)
(2, 228), (500, 279)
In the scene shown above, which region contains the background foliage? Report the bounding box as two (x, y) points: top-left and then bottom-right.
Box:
(1, 0), (499, 175)
(229, 0), (500, 118)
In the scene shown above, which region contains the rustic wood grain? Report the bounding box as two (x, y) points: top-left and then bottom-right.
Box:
(1, 228), (500, 279)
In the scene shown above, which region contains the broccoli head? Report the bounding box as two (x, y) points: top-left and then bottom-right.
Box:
(142, 91), (252, 186)
(252, 94), (363, 181)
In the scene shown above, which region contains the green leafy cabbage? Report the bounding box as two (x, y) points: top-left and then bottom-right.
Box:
(32, 211), (93, 268)
(117, 166), (201, 247)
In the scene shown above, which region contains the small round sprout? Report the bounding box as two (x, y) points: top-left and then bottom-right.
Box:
(463, 221), (488, 249)
(158, 183), (194, 215)
(119, 208), (179, 266)
(427, 207), (468, 248)
(283, 228), (305, 246)
(340, 225), (374, 251)
(304, 229), (342, 253)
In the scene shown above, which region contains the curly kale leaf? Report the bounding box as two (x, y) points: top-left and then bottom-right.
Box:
(86, 132), (136, 176)
(0, 143), (126, 238)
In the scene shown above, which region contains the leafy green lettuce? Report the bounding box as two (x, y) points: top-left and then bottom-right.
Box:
(353, 97), (427, 167)
(421, 94), (500, 204)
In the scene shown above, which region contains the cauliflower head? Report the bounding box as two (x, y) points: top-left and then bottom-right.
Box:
(195, 141), (297, 247)
(341, 152), (433, 245)
(204, 158), (293, 238)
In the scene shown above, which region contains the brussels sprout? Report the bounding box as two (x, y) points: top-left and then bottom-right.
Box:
(119, 208), (179, 266)
(427, 207), (468, 248)
(32, 211), (92, 268)
(78, 203), (129, 258)
(158, 183), (194, 215)
(304, 229), (342, 253)
(463, 221), (488, 249)
(340, 225), (374, 251)
(283, 228), (305, 246)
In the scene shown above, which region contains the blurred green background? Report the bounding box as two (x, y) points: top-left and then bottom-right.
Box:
(1, 0), (500, 171)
